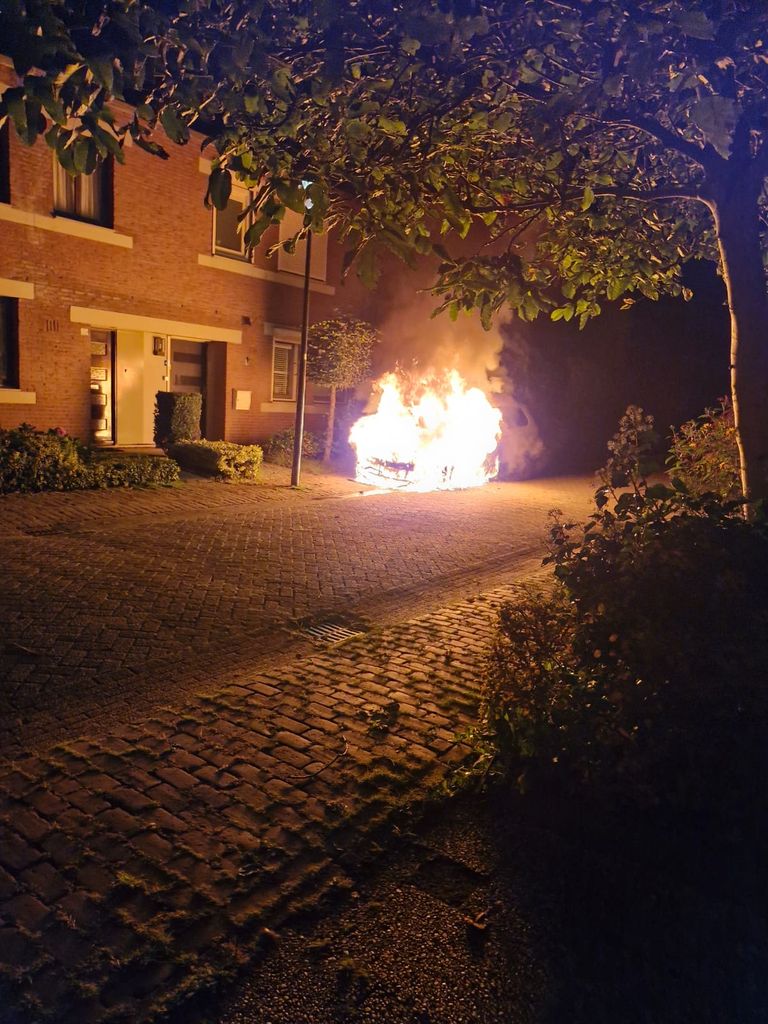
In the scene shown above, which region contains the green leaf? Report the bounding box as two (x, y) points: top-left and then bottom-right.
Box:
(274, 180), (307, 213)
(602, 75), (623, 97)
(551, 305), (573, 322)
(271, 68), (293, 101)
(244, 214), (272, 249)
(345, 118), (370, 140)
(377, 116), (407, 136)
(91, 124), (125, 163)
(357, 245), (380, 288)
(677, 10), (715, 40)
(73, 138), (94, 174)
(88, 58), (114, 92)
(690, 96), (738, 158)
(160, 108), (189, 145)
(3, 88), (27, 140)
(607, 277), (628, 301)
(400, 37), (421, 55)
(243, 90), (262, 115)
(581, 185), (595, 211)
(208, 167), (232, 210)
(39, 90), (66, 126)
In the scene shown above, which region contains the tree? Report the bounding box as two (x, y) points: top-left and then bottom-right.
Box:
(2, 1), (768, 500)
(308, 315), (378, 462)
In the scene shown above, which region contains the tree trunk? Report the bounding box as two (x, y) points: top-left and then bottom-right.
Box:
(323, 385), (337, 463)
(711, 174), (768, 506)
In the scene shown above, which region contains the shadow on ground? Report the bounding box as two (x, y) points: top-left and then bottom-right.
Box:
(213, 788), (768, 1024)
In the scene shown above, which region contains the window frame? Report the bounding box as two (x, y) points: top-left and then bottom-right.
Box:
(52, 156), (113, 228)
(271, 339), (299, 402)
(0, 297), (20, 390)
(212, 185), (252, 261)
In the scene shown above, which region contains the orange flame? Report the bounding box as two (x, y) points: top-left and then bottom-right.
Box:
(349, 369), (503, 491)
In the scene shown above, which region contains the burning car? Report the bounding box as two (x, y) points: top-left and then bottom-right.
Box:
(349, 368), (503, 492)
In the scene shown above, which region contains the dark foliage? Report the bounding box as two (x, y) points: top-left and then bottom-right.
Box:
(483, 407), (768, 807)
(0, 424), (179, 492)
(154, 392), (202, 448)
(668, 396), (741, 500)
(262, 428), (321, 466)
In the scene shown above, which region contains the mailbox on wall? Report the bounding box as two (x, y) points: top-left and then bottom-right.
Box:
(232, 389), (252, 411)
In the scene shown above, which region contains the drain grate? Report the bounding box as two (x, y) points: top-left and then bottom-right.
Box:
(301, 620), (366, 646)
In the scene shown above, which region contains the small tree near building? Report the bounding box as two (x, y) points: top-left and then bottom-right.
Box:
(308, 315), (378, 462)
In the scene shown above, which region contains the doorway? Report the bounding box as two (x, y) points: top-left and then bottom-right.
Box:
(90, 329), (115, 444)
(171, 339), (208, 434)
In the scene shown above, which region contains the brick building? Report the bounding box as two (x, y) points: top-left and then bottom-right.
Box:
(0, 108), (342, 447)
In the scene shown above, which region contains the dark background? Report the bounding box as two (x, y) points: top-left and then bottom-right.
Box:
(498, 261), (730, 477)
(340, 256), (730, 479)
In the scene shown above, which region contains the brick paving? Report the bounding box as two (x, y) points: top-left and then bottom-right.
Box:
(0, 473), (591, 753)
(0, 472), (593, 1023)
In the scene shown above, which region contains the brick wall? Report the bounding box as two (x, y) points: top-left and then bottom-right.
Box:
(0, 105), (342, 444)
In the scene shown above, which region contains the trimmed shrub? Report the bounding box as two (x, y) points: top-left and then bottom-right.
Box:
(480, 406), (768, 808)
(154, 392), (202, 447)
(88, 453), (180, 488)
(0, 424), (180, 492)
(169, 440), (262, 479)
(0, 424), (88, 493)
(262, 428), (321, 466)
(668, 397), (741, 501)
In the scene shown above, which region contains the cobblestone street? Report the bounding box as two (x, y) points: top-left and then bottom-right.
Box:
(0, 474), (592, 1023)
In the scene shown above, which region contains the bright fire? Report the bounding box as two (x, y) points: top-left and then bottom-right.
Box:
(349, 369), (503, 492)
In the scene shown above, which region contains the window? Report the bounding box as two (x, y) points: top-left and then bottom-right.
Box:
(214, 191), (250, 258)
(277, 209), (328, 281)
(0, 298), (19, 389)
(272, 341), (298, 400)
(0, 123), (9, 204)
(53, 158), (112, 226)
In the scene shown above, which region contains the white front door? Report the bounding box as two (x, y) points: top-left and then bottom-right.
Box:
(115, 331), (170, 445)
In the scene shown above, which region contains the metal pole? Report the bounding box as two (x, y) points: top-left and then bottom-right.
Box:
(290, 229), (312, 487)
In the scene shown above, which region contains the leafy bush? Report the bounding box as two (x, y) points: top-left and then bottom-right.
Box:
(668, 397), (741, 501)
(154, 392), (202, 447)
(262, 428), (321, 466)
(0, 424), (180, 492)
(88, 453), (180, 487)
(482, 406), (768, 807)
(0, 424), (89, 492)
(169, 440), (262, 479)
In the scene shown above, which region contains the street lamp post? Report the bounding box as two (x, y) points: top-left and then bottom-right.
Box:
(290, 228), (313, 487)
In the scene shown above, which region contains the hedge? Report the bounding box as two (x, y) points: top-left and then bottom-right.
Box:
(169, 440), (263, 480)
(88, 453), (180, 488)
(262, 428), (321, 466)
(0, 425), (180, 493)
(154, 392), (202, 447)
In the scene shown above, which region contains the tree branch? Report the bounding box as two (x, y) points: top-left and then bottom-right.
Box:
(486, 183), (706, 215)
(594, 184), (706, 203)
(610, 113), (719, 169)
